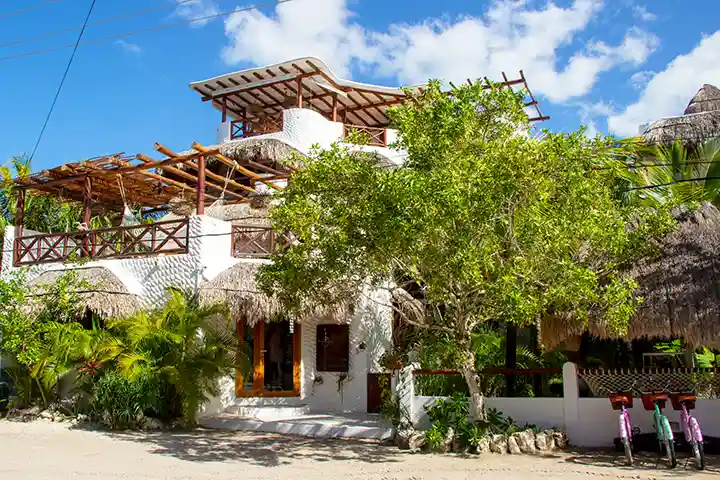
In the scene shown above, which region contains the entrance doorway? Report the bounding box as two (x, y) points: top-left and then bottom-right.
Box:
(236, 320), (301, 397)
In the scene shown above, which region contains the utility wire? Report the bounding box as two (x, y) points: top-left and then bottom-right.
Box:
(1, 0), (201, 48)
(0, 0), (66, 20)
(29, 0), (98, 162)
(0, 0), (294, 62)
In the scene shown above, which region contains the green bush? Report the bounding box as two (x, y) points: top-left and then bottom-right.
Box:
(90, 370), (164, 429)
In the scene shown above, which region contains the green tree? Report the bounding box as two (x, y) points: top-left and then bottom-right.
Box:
(105, 288), (236, 424)
(258, 80), (673, 420)
(617, 139), (720, 207)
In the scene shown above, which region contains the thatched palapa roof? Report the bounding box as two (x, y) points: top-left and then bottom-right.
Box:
(541, 203), (720, 348)
(178, 138), (303, 167)
(643, 84), (720, 147)
(28, 267), (139, 319)
(199, 261), (354, 326)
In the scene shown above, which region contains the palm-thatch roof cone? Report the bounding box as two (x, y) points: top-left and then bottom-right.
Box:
(199, 261), (354, 326)
(27, 267), (139, 319)
(643, 84), (720, 147)
(177, 137), (303, 166)
(541, 203), (720, 349)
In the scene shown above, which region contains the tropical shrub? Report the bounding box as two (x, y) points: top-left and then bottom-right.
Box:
(90, 369), (164, 429)
(103, 288), (236, 425)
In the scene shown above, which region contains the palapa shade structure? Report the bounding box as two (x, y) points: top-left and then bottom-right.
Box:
(27, 267), (139, 319)
(177, 138), (303, 170)
(541, 203), (720, 349)
(643, 84), (720, 147)
(199, 261), (355, 326)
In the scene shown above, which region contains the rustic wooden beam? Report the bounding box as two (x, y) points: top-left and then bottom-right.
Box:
(154, 143), (256, 196)
(332, 94), (338, 122)
(191, 142), (285, 191)
(82, 176), (92, 225)
(133, 154), (220, 200)
(14, 187), (25, 240)
(197, 155), (206, 215)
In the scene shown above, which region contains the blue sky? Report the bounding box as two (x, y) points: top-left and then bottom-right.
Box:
(1, 0), (719, 172)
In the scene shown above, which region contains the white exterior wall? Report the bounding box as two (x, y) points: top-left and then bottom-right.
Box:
(218, 108), (407, 166)
(400, 362), (720, 447)
(3, 216), (394, 416)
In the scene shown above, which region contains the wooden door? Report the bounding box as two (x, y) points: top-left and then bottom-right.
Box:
(235, 320), (301, 397)
(367, 373), (391, 413)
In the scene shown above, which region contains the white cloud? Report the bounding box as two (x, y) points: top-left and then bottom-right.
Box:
(629, 70), (654, 90)
(115, 40), (142, 55)
(608, 31), (720, 137)
(221, 0), (658, 103)
(632, 5), (656, 21)
(223, 0), (369, 77)
(175, 0), (218, 27)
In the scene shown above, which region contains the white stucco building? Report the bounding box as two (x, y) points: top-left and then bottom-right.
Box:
(3, 57), (546, 438)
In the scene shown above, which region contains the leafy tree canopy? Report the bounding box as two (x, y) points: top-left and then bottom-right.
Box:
(258, 80), (674, 416)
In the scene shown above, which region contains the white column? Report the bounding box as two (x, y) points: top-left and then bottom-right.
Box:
(396, 362), (418, 426)
(562, 362), (580, 443)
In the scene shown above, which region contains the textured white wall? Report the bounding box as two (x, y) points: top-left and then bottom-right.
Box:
(3, 217), (393, 416)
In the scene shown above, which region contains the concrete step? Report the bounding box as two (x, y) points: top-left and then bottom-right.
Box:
(223, 404), (310, 420)
(200, 413), (394, 441)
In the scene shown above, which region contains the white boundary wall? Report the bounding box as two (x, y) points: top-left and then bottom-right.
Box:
(398, 362), (720, 447)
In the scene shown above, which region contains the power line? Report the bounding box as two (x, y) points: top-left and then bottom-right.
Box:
(0, 0), (200, 49)
(29, 0), (98, 161)
(0, 0), (294, 62)
(0, 0), (66, 20)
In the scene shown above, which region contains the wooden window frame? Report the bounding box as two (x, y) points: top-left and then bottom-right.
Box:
(316, 324), (350, 373)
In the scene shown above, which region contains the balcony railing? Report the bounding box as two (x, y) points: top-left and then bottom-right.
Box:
(232, 225), (295, 258)
(231, 116), (284, 140)
(13, 219), (190, 266)
(343, 124), (387, 147)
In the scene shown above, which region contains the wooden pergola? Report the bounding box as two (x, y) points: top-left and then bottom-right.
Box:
(190, 57), (549, 132)
(12, 141), (290, 239)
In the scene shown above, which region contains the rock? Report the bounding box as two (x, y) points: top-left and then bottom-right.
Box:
(435, 427), (454, 453)
(476, 436), (491, 454)
(169, 419), (187, 430)
(507, 435), (522, 454)
(141, 417), (164, 431)
(516, 429), (536, 454)
(395, 429), (414, 449)
(452, 431), (464, 453)
(535, 431), (551, 452)
(489, 434), (507, 454)
(76, 414), (89, 423)
(552, 431), (568, 450)
(408, 431), (426, 450)
(38, 410), (53, 420)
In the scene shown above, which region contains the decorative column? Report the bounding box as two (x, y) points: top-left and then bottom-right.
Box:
(196, 155), (206, 215)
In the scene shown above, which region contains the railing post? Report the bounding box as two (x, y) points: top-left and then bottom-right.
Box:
(14, 187), (25, 242)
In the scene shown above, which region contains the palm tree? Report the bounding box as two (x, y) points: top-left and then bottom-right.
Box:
(106, 288), (237, 424)
(617, 139), (720, 207)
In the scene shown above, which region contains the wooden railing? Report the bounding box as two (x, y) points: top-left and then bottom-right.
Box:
(13, 219), (190, 266)
(230, 116), (284, 139)
(343, 124), (387, 147)
(231, 225), (295, 258)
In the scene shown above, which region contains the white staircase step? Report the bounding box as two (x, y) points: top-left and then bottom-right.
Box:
(224, 404), (310, 420)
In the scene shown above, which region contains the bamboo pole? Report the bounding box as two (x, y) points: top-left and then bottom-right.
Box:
(197, 155), (206, 215)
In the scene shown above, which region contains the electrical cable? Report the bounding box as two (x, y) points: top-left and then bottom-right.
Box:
(1, 0), (204, 48)
(28, 0), (98, 162)
(0, 0), (66, 20)
(0, 0), (294, 62)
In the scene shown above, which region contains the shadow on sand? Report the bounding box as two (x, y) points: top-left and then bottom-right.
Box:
(71, 424), (404, 467)
(565, 448), (720, 476)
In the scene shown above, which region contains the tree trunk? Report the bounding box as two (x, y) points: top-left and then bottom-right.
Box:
(459, 351), (485, 422)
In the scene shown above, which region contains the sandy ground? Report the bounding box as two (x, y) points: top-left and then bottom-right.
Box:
(1, 421), (719, 480)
